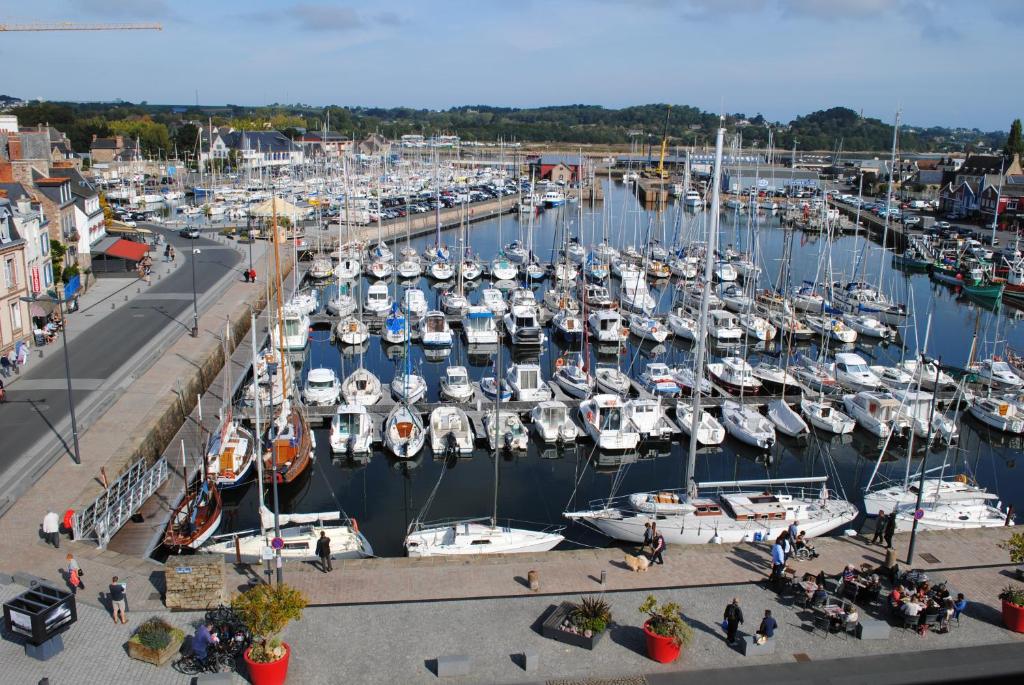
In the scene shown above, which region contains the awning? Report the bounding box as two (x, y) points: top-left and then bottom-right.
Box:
(96, 238), (151, 262)
(106, 224), (152, 236)
(29, 301), (55, 318)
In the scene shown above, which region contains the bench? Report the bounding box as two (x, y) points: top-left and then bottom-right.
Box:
(857, 618), (890, 640)
(436, 654), (471, 677)
(741, 634), (776, 656)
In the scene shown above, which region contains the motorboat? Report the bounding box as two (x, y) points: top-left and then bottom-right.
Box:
(202, 508), (372, 563)
(530, 400), (579, 444)
(205, 421), (254, 490)
(843, 312), (893, 339)
(831, 353), (882, 392)
(553, 357), (594, 399)
(674, 400), (726, 445)
(506, 363), (553, 402)
(329, 404), (373, 455)
(583, 284), (617, 310)
(667, 307), (700, 340)
(362, 281), (391, 315)
(543, 190), (566, 207)
(806, 315), (858, 344)
(441, 288), (470, 316)
(624, 399), (674, 442)
(672, 366), (713, 396)
(403, 288), (428, 321)
(971, 358), (1024, 390)
(480, 375), (512, 402)
(579, 394), (641, 451)
(504, 305), (545, 347)
(872, 365), (915, 391)
(429, 406), (474, 456)
(391, 370), (427, 404)
(420, 310), (453, 347)
(552, 310), (585, 341)
(721, 400), (776, 449)
(342, 368), (382, 406)
(683, 190), (703, 208)
(565, 477), (857, 545)
(462, 306), (498, 344)
(628, 313), (668, 343)
(842, 391), (911, 438)
(899, 357), (956, 390)
(640, 362), (681, 397)
(405, 520), (563, 557)
(440, 366), (475, 402)
(302, 368), (340, 406)
(719, 284), (752, 313)
(589, 309), (629, 343)
(594, 366), (631, 396)
(800, 398), (855, 434)
(968, 396), (1024, 433)
(274, 306), (310, 351)
(707, 310), (743, 341)
(738, 312), (777, 341)
(383, 403), (426, 459)
(483, 410), (529, 451)
(335, 316), (369, 346)
(766, 399), (809, 437)
(707, 357), (763, 396)
(750, 362), (800, 395)
(480, 288), (508, 316)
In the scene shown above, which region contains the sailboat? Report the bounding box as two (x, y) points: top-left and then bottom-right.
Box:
(404, 340), (564, 556)
(206, 322), (255, 489)
(165, 441), (223, 550)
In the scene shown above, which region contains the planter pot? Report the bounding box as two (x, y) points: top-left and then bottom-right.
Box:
(643, 621), (681, 663)
(540, 602), (604, 650)
(126, 630), (184, 667)
(244, 642), (291, 685)
(1002, 600), (1024, 633)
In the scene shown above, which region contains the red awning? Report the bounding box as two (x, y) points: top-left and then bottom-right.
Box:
(104, 239), (151, 262)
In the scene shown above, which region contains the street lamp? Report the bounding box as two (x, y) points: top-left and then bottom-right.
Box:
(190, 239), (201, 337)
(20, 288), (81, 465)
(246, 216), (254, 278)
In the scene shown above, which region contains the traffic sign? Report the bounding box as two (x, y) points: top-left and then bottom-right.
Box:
(271, 536), (284, 550)
(914, 509), (924, 520)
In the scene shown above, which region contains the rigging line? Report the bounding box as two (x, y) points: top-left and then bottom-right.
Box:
(413, 454), (449, 529)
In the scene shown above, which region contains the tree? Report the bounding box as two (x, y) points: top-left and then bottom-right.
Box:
(50, 240), (68, 284)
(1005, 119), (1023, 158)
(174, 123), (200, 158)
(108, 117), (171, 157)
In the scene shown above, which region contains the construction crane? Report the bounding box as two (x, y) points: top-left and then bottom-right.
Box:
(0, 22), (162, 32)
(644, 105), (672, 180)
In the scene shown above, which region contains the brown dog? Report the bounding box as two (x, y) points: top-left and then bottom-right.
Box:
(624, 553), (650, 572)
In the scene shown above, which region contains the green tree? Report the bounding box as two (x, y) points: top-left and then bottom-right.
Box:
(174, 123), (200, 158)
(108, 117), (171, 157)
(1005, 119), (1023, 158)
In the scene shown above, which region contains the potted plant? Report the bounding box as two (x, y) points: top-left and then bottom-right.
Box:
(126, 617), (185, 666)
(232, 583), (308, 685)
(541, 595), (612, 650)
(998, 585), (1024, 633)
(638, 595), (692, 663)
(1002, 531), (1024, 581)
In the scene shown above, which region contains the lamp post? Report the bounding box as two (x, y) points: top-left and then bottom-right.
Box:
(246, 216), (253, 278)
(20, 288), (81, 465)
(190, 235), (200, 337)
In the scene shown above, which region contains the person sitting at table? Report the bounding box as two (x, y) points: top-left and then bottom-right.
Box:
(919, 581), (931, 596)
(757, 609), (778, 640)
(815, 570), (826, 586)
(842, 565), (856, 583)
(843, 605), (859, 631)
(810, 584), (829, 607)
(901, 599), (922, 622)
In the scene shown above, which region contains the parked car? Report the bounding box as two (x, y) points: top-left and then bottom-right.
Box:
(179, 227), (200, 239)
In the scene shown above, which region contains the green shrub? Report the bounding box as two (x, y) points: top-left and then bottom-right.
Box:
(232, 583), (308, 663)
(639, 594), (693, 647)
(999, 585), (1024, 607)
(570, 595), (612, 634)
(131, 617), (181, 650)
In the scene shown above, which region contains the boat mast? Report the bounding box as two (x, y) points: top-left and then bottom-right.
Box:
(877, 109), (900, 293)
(250, 313), (266, 538)
(491, 337), (502, 527)
(686, 120), (725, 497)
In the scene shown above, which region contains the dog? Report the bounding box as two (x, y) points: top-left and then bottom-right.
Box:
(624, 553), (650, 573)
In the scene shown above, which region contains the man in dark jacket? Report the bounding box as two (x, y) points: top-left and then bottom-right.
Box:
(723, 598), (744, 645)
(315, 531), (332, 573)
(649, 531), (666, 565)
(884, 512), (897, 549)
(871, 510), (887, 545)
(757, 609), (778, 639)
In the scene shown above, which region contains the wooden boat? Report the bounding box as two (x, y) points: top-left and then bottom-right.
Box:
(164, 476), (222, 550)
(263, 401), (313, 485)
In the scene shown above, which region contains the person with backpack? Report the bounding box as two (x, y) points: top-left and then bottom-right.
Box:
(723, 598), (744, 646)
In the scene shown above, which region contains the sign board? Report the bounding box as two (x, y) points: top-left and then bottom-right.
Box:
(261, 546), (275, 561)
(914, 509), (924, 520)
(30, 266), (41, 294)
(271, 536), (284, 550)
(175, 566), (193, 575)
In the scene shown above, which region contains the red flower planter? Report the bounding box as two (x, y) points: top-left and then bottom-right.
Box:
(643, 621), (681, 663)
(1002, 600), (1024, 633)
(244, 642), (291, 685)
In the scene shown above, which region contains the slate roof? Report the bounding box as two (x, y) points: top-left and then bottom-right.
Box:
(91, 137), (119, 150)
(959, 154), (1008, 175)
(535, 155), (582, 167)
(915, 170), (944, 185)
(0, 198), (25, 244)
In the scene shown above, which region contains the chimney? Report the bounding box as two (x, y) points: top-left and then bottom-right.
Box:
(8, 136), (22, 161)
(92, 133), (97, 143)
(17, 198), (31, 214)
(0, 160), (12, 183)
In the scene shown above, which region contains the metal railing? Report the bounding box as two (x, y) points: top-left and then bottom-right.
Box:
(73, 457), (169, 548)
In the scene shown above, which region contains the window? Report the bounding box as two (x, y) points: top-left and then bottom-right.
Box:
(4, 258), (14, 289)
(10, 301), (22, 331)
(43, 263), (53, 287)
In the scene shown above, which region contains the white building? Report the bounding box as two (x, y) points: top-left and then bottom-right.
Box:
(201, 130), (304, 171)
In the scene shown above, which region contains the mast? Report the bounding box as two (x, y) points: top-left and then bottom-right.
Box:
(686, 121), (725, 498)
(491, 336), (501, 526)
(877, 109), (900, 292)
(251, 313), (265, 537)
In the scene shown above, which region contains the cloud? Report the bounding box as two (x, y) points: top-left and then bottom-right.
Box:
(291, 3), (364, 32)
(69, 0), (175, 20)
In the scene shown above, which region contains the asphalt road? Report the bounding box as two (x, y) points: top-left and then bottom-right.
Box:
(0, 227), (242, 512)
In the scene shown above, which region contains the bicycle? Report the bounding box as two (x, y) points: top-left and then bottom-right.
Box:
(172, 645), (235, 676)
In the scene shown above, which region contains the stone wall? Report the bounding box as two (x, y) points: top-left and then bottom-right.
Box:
(164, 555), (225, 610)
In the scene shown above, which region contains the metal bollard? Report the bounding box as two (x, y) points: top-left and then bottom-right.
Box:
(528, 569), (539, 591)
(600, 570), (606, 586)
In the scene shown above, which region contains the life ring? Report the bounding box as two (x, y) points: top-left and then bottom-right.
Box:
(556, 357), (565, 369)
(224, 470), (235, 480)
(955, 474), (968, 484)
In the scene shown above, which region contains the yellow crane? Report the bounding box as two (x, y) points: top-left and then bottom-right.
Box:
(0, 22), (162, 32)
(644, 105), (672, 180)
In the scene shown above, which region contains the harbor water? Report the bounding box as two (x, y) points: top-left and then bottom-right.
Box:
(209, 181), (1024, 558)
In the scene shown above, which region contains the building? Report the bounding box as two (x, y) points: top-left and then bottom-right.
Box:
(202, 130), (304, 171)
(31, 171), (88, 271)
(979, 183), (1024, 224)
(295, 131), (350, 159)
(0, 185), (51, 295)
(940, 154), (1023, 215)
(531, 155), (583, 184)
(355, 133), (390, 157)
(50, 163), (106, 251)
(0, 197), (31, 357)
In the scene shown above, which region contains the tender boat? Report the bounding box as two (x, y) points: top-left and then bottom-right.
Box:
(342, 368), (382, 406)
(302, 367), (341, 406)
(383, 403), (426, 458)
(674, 400), (726, 445)
(483, 410), (529, 451)
(440, 366), (475, 402)
(329, 404), (373, 455)
(579, 394), (641, 451)
(531, 400), (579, 444)
(721, 400), (776, 449)
(429, 406), (474, 456)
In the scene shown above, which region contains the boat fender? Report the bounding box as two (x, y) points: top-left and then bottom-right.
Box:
(955, 474), (968, 484)
(352, 518), (359, 533)
(224, 470), (235, 480)
(556, 357), (565, 369)
(586, 411), (595, 422)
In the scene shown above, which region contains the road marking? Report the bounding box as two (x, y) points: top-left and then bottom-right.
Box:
(133, 294), (198, 300)
(9, 378), (105, 391)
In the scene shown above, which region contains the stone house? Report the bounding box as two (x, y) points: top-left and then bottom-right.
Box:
(0, 197), (31, 356)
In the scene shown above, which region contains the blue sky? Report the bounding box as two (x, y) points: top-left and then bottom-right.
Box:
(0, 0), (1020, 130)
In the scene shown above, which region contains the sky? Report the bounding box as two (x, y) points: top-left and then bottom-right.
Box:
(0, 0), (1021, 131)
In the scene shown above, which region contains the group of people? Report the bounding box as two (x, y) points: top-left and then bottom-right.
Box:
(640, 522), (666, 565)
(769, 522), (818, 585)
(871, 509), (898, 549)
(163, 244), (177, 263)
(891, 577), (966, 634)
(721, 597), (778, 647)
(242, 267), (258, 283)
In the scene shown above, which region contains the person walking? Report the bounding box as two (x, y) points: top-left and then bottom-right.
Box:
(723, 598), (744, 646)
(649, 530), (666, 566)
(0, 377), (6, 403)
(42, 511), (60, 548)
(248, 268), (256, 283)
(871, 510), (887, 545)
(315, 531), (332, 573)
(641, 522), (654, 555)
(109, 576), (127, 624)
(66, 553), (83, 594)
(243, 269), (251, 283)
(770, 537), (785, 585)
(884, 510), (896, 549)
